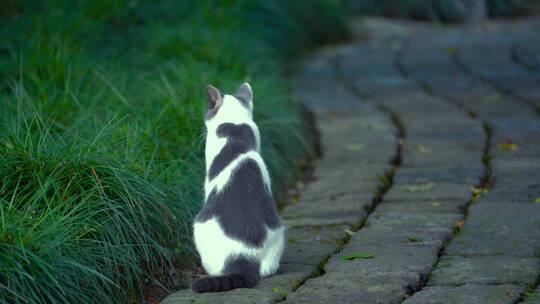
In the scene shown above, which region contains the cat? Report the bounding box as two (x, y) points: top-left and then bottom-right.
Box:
(191, 83), (285, 293)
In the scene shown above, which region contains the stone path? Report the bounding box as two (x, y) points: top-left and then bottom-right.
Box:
(162, 17), (540, 304)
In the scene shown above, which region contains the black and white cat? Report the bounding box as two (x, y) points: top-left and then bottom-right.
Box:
(191, 83), (285, 293)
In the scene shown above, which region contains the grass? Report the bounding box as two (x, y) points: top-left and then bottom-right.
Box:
(0, 1), (349, 303)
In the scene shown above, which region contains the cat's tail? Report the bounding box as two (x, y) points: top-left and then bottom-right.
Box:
(191, 256), (260, 293)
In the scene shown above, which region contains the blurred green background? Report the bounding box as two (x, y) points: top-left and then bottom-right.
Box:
(1, 0), (538, 303)
(349, 0), (540, 22)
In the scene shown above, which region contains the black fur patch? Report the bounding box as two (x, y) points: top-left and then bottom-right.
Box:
(191, 256), (260, 293)
(196, 159), (281, 247)
(208, 123), (257, 180)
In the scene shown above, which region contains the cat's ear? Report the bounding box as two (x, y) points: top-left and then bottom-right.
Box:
(206, 84), (223, 110)
(234, 83), (253, 109)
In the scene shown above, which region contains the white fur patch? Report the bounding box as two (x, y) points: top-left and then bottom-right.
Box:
(193, 218), (284, 276)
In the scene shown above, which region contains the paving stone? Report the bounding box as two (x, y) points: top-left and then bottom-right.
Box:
(427, 256), (539, 286)
(161, 287), (274, 304)
(318, 110), (393, 133)
(401, 142), (482, 167)
(384, 182), (472, 202)
(299, 178), (379, 201)
(314, 162), (392, 182)
(323, 142), (396, 165)
(376, 200), (466, 214)
(332, 236), (442, 268)
(283, 224), (347, 265)
(282, 192), (371, 226)
(393, 165), (484, 185)
(444, 202), (540, 257)
(491, 158), (540, 184)
(513, 40), (540, 70)
(479, 181), (540, 203)
(283, 271), (408, 304)
(285, 244), (440, 303)
(403, 284), (523, 304)
(350, 225), (453, 248)
(293, 82), (358, 110)
(458, 44), (540, 105)
(366, 212), (463, 232)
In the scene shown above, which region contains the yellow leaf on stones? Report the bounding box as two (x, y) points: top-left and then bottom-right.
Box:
(290, 194), (299, 203)
(454, 219), (465, 231)
(344, 143), (366, 151)
(471, 187), (488, 199)
(404, 182), (434, 193)
(535, 197), (540, 203)
(445, 46), (458, 54)
(497, 142), (518, 151)
(431, 201), (443, 207)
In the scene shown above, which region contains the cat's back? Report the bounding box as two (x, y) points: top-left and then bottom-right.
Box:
(197, 154), (281, 247)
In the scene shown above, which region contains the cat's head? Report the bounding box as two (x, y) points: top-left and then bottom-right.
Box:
(205, 83), (253, 124)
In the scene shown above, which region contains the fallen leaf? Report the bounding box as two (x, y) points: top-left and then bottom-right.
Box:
(471, 187), (488, 199)
(454, 219), (465, 231)
(431, 201), (443, 207)
(409, 236), (422, 242)
(272, 287), (288, 297)
(497, 142), (518, 151)
(344, 143), (366, 151)
(342, 252), (374, 261)
(445, 46), (458, 54)
(344, 229), (356, 236)
(404, 182), (434, 193)
(535, 197), (540, 203)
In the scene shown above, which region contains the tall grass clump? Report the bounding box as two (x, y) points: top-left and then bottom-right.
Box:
(0, 0), (349, 303)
